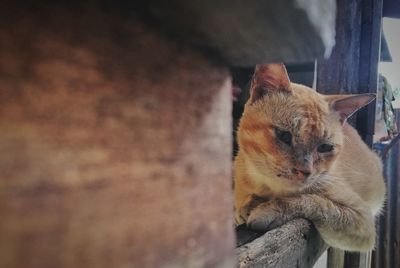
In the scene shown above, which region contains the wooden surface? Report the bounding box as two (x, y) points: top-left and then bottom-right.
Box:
(237, 219), (327, 268)
(0, 3), (234, 268)
(317, 0), (382, 144)
(317, 0), (383, 266)
(327, 248), (344, 268)
(356, 0), (383, 146)
(137, 0), (336, 66)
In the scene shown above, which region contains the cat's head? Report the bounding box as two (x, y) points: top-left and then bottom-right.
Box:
(237, 63), (375, 194)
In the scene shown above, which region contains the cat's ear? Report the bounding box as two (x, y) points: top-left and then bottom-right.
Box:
(326, 94), (376, 123)
(250, 63), (291, 104)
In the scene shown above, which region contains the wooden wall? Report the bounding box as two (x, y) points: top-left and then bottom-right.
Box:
(317, 0), (383, 267)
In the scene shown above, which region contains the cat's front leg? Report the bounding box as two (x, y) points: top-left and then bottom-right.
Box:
(235, 202), (251, 225)
(235, 194), (267, 225)
(247, 198), (300, 231)
(247, 194), (376, 251)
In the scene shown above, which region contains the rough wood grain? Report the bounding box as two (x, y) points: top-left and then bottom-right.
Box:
(317, 0), (382, 144)
(237, 219), (327, 268)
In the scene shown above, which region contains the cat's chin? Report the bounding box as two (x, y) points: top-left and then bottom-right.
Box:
(270, 175), (306, 193)
(283, 174), (307, 183)
(273, 170), (304, 183)
(275, 173), (323, 193)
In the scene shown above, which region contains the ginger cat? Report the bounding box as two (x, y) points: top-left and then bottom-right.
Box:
(234, 63), (385, 251)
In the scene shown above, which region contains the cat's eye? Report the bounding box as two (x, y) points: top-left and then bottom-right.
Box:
(275, 128), (292, 146)
(317, 143), (334, 153)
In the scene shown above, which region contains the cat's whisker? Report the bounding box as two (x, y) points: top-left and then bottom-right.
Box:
(321, 174), (346, 181)
(340, 161), (379, 176)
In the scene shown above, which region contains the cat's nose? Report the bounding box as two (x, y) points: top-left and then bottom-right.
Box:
(292, 168), (311, 180)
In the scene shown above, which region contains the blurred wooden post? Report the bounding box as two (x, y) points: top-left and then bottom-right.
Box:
(0, 4), (234, 268)
(237, 219), (327, 268)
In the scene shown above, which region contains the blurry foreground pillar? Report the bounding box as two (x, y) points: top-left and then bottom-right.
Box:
(0, 3), (234, 268)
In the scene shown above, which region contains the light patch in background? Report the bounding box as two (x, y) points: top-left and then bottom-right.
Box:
(379, 18), (400, 108)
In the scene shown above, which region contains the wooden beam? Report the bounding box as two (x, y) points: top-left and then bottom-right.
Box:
(356, 0), (383, 146)
(327, 248), (345, 268)
(317, 0), (383, 267)
(236, 219), (327, 268)
(317, 0), (382, 143)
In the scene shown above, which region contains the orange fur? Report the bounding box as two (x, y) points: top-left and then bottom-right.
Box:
(234, 64), (385, 251)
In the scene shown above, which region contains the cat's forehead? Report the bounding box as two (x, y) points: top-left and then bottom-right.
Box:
(277, 110), (329, 141)
(263, 89), (331, 140)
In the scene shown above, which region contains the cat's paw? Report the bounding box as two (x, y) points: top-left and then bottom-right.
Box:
(234, 206), (249, 225)
(246, 201), (286, 232)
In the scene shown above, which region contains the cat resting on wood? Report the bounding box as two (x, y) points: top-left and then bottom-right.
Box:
(234, 63), (385, 251)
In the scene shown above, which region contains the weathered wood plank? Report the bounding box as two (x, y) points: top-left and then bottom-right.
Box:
(317, 0), (382, 143)
(327, 248), (345, 268)
(356, 0), (383, 146)
(317, 0), (383, 266)
(237, 219), (327, 268)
